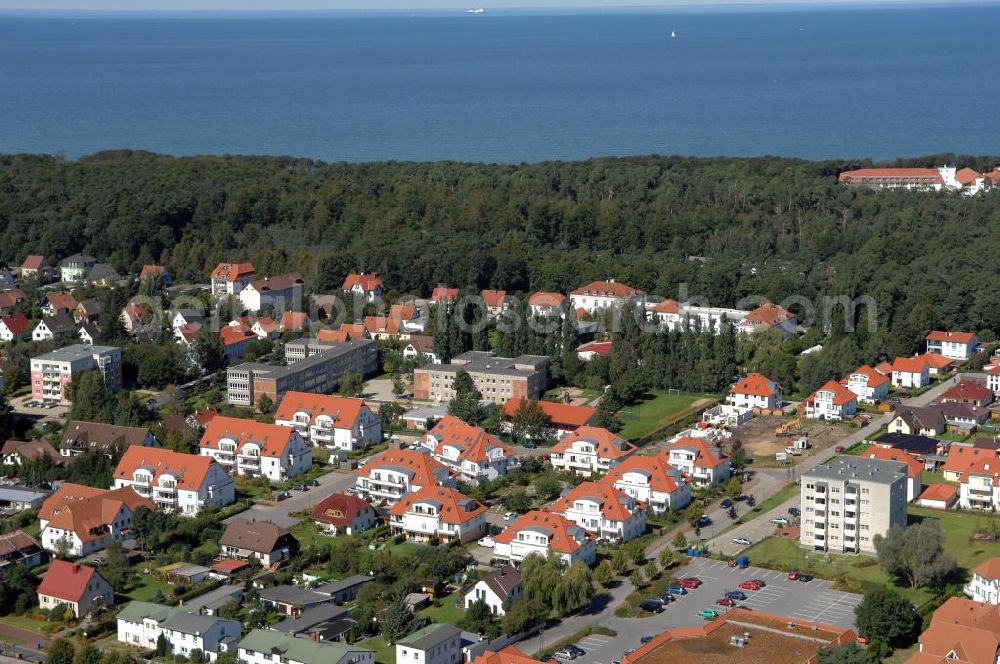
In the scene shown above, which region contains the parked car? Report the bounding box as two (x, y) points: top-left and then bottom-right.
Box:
(698, 515), (712, 526)
(554, 650), (576, 660)
(667, 585), (687, 595)
(732, 537), (752, 546)
(90, 557), (105, 566)
(770, 517), (789, 526)
(698, 609), (719, 619)
(478, 536), (495, 548)
(646, 596), (669, 606)
(724, 590), (746, 600)
(715, 598), (736, 607)
(566, 646), (585, 656)
(639, 600), (664, 613)
(276, 491), (291, 501)
(346, 486), (359, 495)
(788, 571), (800, 581)
(306, 479), (320, 487)
(293, 483), (307, 491)
(834, 446), (844, 453)
(738, 580), (762, 590)
(504, 512), (517, 524)
(679, 577), (702, 588)
(788, 507), (801, 516)
(798, 574), (814, 582)
(749, 579), (766, 587)
(720, 498), (733, 508)
(655, 593), (674, 604)
(640, 636), (654, 645)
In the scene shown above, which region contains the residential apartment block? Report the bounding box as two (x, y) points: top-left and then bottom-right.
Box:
(662, 436), (730, 486)
(199, 416), (312, 483)
(30, 344), (122, 405)
(727, 373), (783, 410)
(413, 350), (549, 405)
(388, 486), (488, 544)
(227, 338), (377, 407)
(841, 365), (890, 404)
(274, 392), (381, 451)
(548, 426), (636, 476)
(60, 420), (159, 457)
(396, 625), (462, 664)
(493, 510), (596, 568)
(239, 273), (305, 313)
(419, 416), (518, 484)
(117, 602), (241, 662)
(39, 484), (153, 557)
(112, 447), (235, 515)
(964, 558), (1000, 605)
(804, 380), (858, 421)
(551, 481), (646, 543)
(568, 280), (645, 314)
(925, 330), (978, 360)
(602, 454), (692, 512)
(210, 262), (256, 299)
(354, 449), (455, 506)
(799, 457), (908, 555)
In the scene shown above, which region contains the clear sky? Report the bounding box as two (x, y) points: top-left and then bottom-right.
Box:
(0, 0), (980, 11)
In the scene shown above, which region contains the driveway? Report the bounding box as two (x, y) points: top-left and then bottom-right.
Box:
(223, 468), (356, 528)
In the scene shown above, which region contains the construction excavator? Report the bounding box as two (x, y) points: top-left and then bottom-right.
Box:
(775, 418), (801, 437)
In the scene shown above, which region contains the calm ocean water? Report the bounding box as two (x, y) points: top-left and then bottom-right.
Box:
(2, 5), (1000, 163)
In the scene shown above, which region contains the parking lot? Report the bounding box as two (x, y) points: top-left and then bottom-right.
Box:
(564, 556), (862, 664)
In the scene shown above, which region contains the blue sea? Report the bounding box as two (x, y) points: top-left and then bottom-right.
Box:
(2, 4), (1000, 162)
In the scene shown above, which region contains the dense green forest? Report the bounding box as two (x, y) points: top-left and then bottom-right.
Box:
(1, 151), (998, 333)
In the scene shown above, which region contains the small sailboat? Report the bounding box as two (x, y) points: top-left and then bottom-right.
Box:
(671, 30), (677, 38)
(466, 8), (485, 13)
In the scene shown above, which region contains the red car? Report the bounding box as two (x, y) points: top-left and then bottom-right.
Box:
(679, 578), (702, 589)
(738, 580), (762, 591)
(787, 572), (800, 581)
(715, 598), (736, 607)
(749, 579), (766, 587)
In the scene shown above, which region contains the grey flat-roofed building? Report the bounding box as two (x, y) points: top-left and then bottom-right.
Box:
(414, 350), (549, 405)
(0, 486), (46, 510)
(800, 457), (908, 555)
(258, 585), (335, 617)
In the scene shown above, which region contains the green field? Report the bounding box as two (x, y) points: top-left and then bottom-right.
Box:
(357, 637), (395, 664)
(418, 594), (467, 625)
(123, 574), (174, 603)
(617, 390), (713, 441)
(908, 505), (1000, 571)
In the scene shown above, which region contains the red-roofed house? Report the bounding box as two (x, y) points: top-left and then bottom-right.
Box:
(251, 316), (280, 340)
(210, 262), (256, 298)
(941, 380), (994, 407)
(918, 483), (958, 510)
(738, 303), (797, 339)
(569, 280), (644, 314)
(838, 167), (946, 189)
(199, 416), (312, 482)
(892, 356), (930, 389)
(471, 647), (545, 664)
(841, 364), (890, 403)
(494, 511), (596, 567)
(550, 481), (646, 542)
(429, 286), (459, 305)
(139, 264), (170, 284)
(0, 530), (43, 570)
(480, 290), (510, 316)
(240, 273), (304, 313)
(120, 303), (154, 335)
(0, 289), (26, 313)
(943, 446), (1000, 511)
(502, 398), (597, 438)
(727, 373), (783, 410)
(20, 255), (50, 277)
(37, 560), (114, 617)
(804, 380), (858, 421)
(355, 449), (456, 505)
(917, 352), (957, 376)
(39, 484), (153, 557)
(312, 493), (378, 536)
(0, 313), (32, 342)
(988, 365), (1000, 396)
(866, 447), (922, 501)
(220, 323), (256, 361)
(279, 311), (311, 332)
(966, 558), (1000, 605)
(274, 391), (381, 451)
(663, 437), (730, 486)
(907, 597), (1000, 664)
(549, 426), (636, 476)
(41, 292), (78, 317)
(926, 330), (978, 360)
(342, 273), (383, 302)
(576, 341), (613, 361)
(388, 486), (488, 544)
(420, 416), (518, 484)
(602, 454), (692, 512)
(113, 447), (235, 515)
(528, 292), (566, 317)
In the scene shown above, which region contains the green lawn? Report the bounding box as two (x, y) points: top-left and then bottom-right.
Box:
(357, 637), (395, 664)
(740, 537), (934, 607)
(418, 593), (467, 625)
(921, 470), (960, 487)
(0, 616), (55, 635)
(124, 574), (174, 603)
(908, 506), (1000, 572)
(617, 390), (713, 441)
(289, 521), (352, 550)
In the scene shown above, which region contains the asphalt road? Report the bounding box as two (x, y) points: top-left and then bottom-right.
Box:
(223, 467), (357, 528)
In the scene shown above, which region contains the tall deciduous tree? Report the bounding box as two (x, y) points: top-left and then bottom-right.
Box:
(448, 370), (483, 424)
(874, 521), (956, 589)
(853, 586), (918, 648)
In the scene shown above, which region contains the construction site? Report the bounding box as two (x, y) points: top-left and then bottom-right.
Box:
(724, 414), (848, 463)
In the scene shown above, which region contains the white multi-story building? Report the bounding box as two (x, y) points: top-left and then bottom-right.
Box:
(239, 629), (373, 664)
(354, 449), (455, 506)
(493, 511), (596, 568)
(964, 558), (1000, 605)
(841, 365), (890, 404)
(117, 602), (241, 662)
(396, 625), (462, 664)
(799, 457), (908, 555)
(548, 426), (636, 476)
(944, 446), (1000, 511)
(891, 357), (930, 389)
(199, 416), (311, 483)
(112, 447), (235, 516)
(341, 273), (384, 303)
(210, 262), (256, 299)
(988, 366), (1000, 395)
(551, 481), (646, 543)
(274, 392), (381, 452)
(39, 484), (153, 557)
(727, 373), (783, 410)
(239, 273), (305, 313)
(646, 299), (746, 334)
(602, 455), (692, 513)
(736, 303), (798, 339)
(568, 280), (645, 314)
(804, 380), (858, 421)
(925, 331), (978, 360)
(662, 437), (730, 486)
(30, 344), (122, 405)
(420, 416), (518, 484)
(388, 486), (488, 544)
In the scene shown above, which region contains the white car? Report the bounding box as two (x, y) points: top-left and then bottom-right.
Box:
(478, 536), (495, 548)
(770, 517), (790, 526)
(503, 512), (517, 524)
(732, 537), (752, 546)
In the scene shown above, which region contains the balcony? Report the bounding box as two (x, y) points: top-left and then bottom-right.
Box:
(238, 456), (260, 468)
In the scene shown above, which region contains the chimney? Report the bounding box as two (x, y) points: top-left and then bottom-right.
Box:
(311, 632), (319, 642)
(72, 564), (80, 574)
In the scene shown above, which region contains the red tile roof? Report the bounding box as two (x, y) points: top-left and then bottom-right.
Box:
(841, 364), (889, 388)
(892, 356), (930, 374)
(249, 272), (303, 293)
(577, 341), (613, 356)
(254, 317), (279, 334)
(663, 436), (729, 468)
(874, 361), (894, 375)
(481, 290), (508, 308)
(426, 416), (515, 464)
(37, 560), (105, 603)
(926, 330), (976, 343)
(357, 449), (454, 488)
(220, 323), (255, 347)
(139, 265), (166, 280)
(317, 329), (350, 343)
(941, 381), (993, 403)
(528, 292), (565, 308)
(942, 446), (1000, 482)
(363, 315), (401, 336)
(430, 287), (459, 303)
(114, 447), (218, 492)
(918, 353), (957, 370)
(973, 558), (1000, 581)
(570, 280), (644, 298)
(603, 454), (685, 494)
(866, 447), (922, 478)
(42, 486), (153, 543)
(730, 373), (781, 397)
(956, 168), (984, 186)
(211, 262), (255, 282)
(20, 255), (46, 271)
(551, 426), (636, 460)
(44, 293), (78, 312)
(200, 415), (300, 457)
(742, 303), (794, 328)
(919, 483), (958, 503)
(312, 493), (374, 527)
(471, 646), (545, 664)
(342, 273), (383, 292)
(274, 392), (370, 429)
(122, 303), (149, 322)
(337, 323), (369, 340)
(502, 399), (597, 428)
(280, 311), (309, 331)
(0, 530), (40, 557)
(838, 168), (943, 183)
(212, 558), (250, 574)
(551, 481), (645, 523)
(649, 299), (681, 314)
(1, 313), (31, 335)
(388, 486), (487, 525)
(806, 380), (858, 407)
(494, 510), (593, 554)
